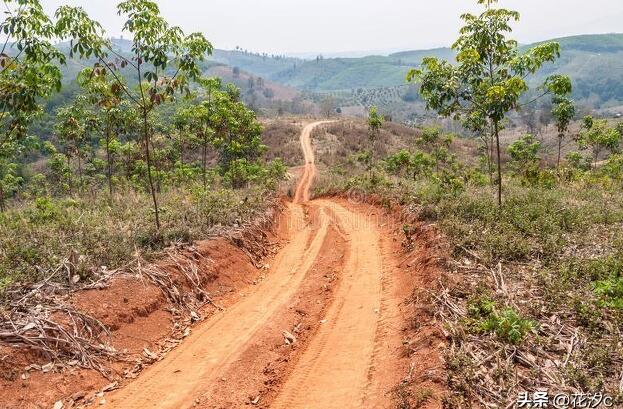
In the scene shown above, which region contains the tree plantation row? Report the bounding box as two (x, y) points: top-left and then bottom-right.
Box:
(0, 0), (286, 229)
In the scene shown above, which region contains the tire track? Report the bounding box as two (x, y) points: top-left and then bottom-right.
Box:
(106, 122), (335, 409)
(271, 201), (384, 409)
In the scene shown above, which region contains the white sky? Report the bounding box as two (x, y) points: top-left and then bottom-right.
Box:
(40, 0), (623, 55)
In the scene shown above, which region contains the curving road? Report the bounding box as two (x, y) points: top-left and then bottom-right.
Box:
(107, 121), (389, 409)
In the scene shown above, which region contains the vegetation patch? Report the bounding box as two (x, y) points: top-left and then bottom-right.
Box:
(313, 113), (623, 406)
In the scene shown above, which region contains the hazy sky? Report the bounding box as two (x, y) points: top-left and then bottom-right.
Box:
(41, 0), (623, 56)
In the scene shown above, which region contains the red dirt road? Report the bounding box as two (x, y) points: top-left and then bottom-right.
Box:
(103, 121), (433, 409)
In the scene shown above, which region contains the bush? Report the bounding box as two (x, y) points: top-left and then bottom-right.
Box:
(465, 295), (534, 344)
(481, 308), (535, 344)
(594, 277), (623, 309)
(222, 159), (287, 189)
(0, 186), (276, 289)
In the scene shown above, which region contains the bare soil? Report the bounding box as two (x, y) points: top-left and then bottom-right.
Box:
(0, 120), (447, 409)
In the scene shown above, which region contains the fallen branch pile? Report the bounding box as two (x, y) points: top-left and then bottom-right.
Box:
(0, 202), (282, 380)
(0, 260), (120, 377)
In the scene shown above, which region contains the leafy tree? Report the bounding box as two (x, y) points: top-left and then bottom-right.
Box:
(173, 105), (199, 166)
(0, 137), (38, 211)
(507, 134), (541, 183)
(416, 127), (453, 173)
(54, 96), (97, 193)
(551, 96), (575, 171)
(175, 100), (212, 189)
(366, 105), (384, 170)
(78, 69), (136, 196)
(210, 87), (265, 174)
(578, 116), (622, 169)
(93, 0), (213, 229)
(0, 0), (105, 209)
(408, 0), (570, 206)
(385, 149), (434, 179)
(367, 105), (383, 142)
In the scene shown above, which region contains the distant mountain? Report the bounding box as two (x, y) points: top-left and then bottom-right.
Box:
(39, 33), (623, 122)
(212, 33), (623, 109)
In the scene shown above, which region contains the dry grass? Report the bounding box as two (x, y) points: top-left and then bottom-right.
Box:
(260, 120), (304, 166)
(311, 123), (623, 406)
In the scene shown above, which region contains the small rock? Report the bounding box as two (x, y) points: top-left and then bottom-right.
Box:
(283, 330), (296, 345)
(99, 398), (106, 405)
(190, 311), (200, 322)
(250, 396), (260, 405)
(102, 382), (118, 392)
(143, 348), (159, 360)
(53, 400), (63, 409)
(41, 362), (54, 373)
(71, 391), (87, 401)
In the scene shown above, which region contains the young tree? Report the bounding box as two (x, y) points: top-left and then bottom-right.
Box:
(78, 69), (133, 196)
(367, 105), (383, 142)
(211, 88), (265, 174)
(551, 95), (576, 171)
(416, 127), (453, 173)
(0, 0), (105, 209)
(408, 0), (571, 206)
(93, 0), (213, 229)
(319, 96), (336, 118)
(174, 78), (222, 190)
(507, 134), (541, 182)
(365, 105), (384, 170)
(54, 96), (97, 193)
(0, 137), (37, 211)
(578, 116), (622, 169)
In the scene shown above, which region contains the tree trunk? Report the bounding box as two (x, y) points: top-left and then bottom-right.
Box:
(77, 153), (83, 193)
(557, 133), (563, 173)
(489, 134), (495, 186)
(180, 136), (185, 165)
(106, 123), (113, 197)
(0, 183), (5, 212)
(143, 110), (160, 230)
(66, 154), (73, 195)
(494, 120), (502, 207)
(202, 133), (208, 190)
(126, 149), (132, 180)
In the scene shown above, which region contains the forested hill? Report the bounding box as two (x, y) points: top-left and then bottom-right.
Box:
(49, 34), (623, 113)
(213, 33), (623, 108)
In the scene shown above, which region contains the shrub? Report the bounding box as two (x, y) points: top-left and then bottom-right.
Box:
(481, 308), (535, 345)
(594, 277), (623, 309)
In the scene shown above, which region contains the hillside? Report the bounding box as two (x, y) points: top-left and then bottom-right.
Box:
(214, 34), (623, 111)
(44, 34), (623, 121)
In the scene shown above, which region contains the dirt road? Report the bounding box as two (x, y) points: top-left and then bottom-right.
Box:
(107, 121), (397, 409)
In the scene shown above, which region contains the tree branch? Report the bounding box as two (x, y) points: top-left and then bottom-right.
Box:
(519, 90), (551, 108)
(98, 57), (141, 106)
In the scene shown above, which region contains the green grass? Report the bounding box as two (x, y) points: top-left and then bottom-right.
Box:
(0, 186), (275, 292)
